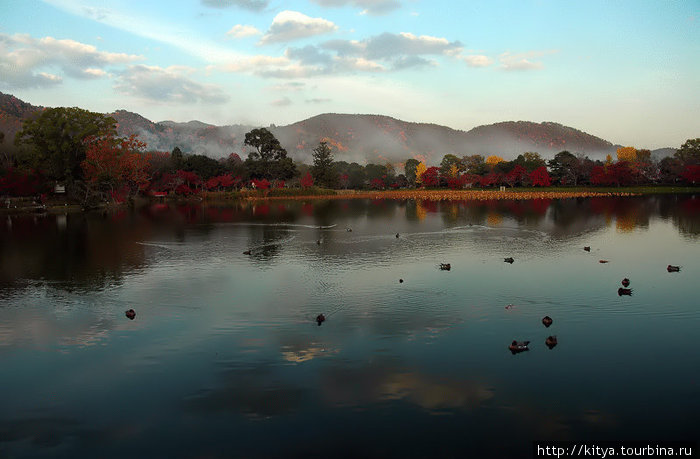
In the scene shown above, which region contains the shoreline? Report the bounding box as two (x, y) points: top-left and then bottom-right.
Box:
(234, 189), (640, 202)
(2, 186), (696, 214)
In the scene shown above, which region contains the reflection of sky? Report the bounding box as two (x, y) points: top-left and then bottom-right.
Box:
(1, 196), (699, 457)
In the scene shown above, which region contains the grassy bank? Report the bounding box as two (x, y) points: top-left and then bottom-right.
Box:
(203, 186), (696, 202)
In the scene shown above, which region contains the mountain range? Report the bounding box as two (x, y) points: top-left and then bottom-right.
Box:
(0, 92), (675, 164)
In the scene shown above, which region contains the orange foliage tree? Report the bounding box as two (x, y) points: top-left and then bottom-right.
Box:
(82, 134), (150, 202)
(486, 155), (505, 167)
(616, 146), (637, 163)
(415, 161), (427, 185)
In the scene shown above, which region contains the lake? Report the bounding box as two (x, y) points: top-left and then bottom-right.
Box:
(1, 195), (698, 458)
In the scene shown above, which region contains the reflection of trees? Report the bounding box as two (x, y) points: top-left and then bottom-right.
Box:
(0, 212), (149, 292)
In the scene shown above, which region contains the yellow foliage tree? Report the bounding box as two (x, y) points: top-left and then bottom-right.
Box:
(605, 154), (613, 165)
(616, 146), (637, 163)
(486, 155), (505, 166)
(415, 161), (427, 184)
(449, 164), (459, 178)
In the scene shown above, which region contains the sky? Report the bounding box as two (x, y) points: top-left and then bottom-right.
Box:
(0, 0), (698, 149)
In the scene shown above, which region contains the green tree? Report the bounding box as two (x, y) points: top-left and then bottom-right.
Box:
(440, 154), (463, 178)
(243, 128), (295, 180)
(462, 154), (487, 175)
(675, 138), (700, 165)
(404, 158), (420, 185)
(14, 107), (116, 191)
(548, 151), (581, 185)
(171, 146), (184, 169)
(311, 141), (338, 188)
(513, 152), (546, 171)
(184, 154), (226, 179)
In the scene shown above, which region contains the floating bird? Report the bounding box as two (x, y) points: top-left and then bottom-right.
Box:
(346, 227), (352, 232)
(505, 304), (515, 310)
(439, 263), (451, 271)
(504, 257), (514, 264)
(399, 279), (404, 283)
(243, 250), (251, 255)
(618, 287), (633, 296)
(125, 309), (136, 320)
(621, 278), (630, 287)
(667, 265), (680, 272)
(599, 260), (609, 264)
(584, 246), (591, 252)
(542, 316), (553, 327)
(509, 340), (530, 354)
(395, 233), (400, 238)
(316, 314), (326, 326)
(316, 239), (321, 245)
(545, 336), (558, 349)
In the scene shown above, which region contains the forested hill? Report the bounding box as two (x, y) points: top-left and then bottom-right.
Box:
(0, 92), (672, 163)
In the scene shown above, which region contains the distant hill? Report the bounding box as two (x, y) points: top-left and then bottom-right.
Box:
(0, 92), (677, 164)
(0, 92), (43, 149)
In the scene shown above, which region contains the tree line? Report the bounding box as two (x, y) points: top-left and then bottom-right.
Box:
(0, 107), (698, 202)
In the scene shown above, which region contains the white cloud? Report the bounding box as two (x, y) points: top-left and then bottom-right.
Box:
(259, 11), (338, 45)
(227, 25), (262, 38)
(499, 51), (556, 71)
(271, 97), (292, 106)
(114, 65), (230, 104)
(310, 0), (402, 16)
(42, 0), (248, 63)
(0, 33), (142, 89)
(462, 55), (493, 68)
(201, 0), (269, 11)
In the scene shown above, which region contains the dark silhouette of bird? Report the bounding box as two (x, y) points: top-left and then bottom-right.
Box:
(316, 239), (321, 245)
(399, 279), (404, 283)
(316, 314), (326, 326)
(509, 340), (530, 354)
(618, 287), (633, 296)
(542, 316), (553, 327)
(504, 257), (514, 264)
(439, 263), (451, 271)
(599, 260), (609, 264)
(621, 278), (630, 287)
(667, 265), (680, 272)
(395, 233), (400, 238)
(584, 246), (591, 252)
(125, 309), (136, 320)
(545, 336), (558, 349)
(243, 250), (251, 255)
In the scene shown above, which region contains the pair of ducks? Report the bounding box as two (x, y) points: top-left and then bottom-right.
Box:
(509, 316), (557, 353)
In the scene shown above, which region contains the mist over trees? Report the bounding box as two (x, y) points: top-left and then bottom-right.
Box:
(1, 109), (698, 202)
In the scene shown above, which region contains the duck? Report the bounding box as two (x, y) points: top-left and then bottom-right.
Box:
(395, 233), (400, 238)
(346, 227), (352, 232)
(542, 316), (553, 327)
(125, 309), (136, 320)
(243, 250), (251, 255)
(316, 239), (321, 245)
(618, 287), (633, 296)
(545, 336), (558, 349)
(584, 246), (591, 252)
(505, 304), (515, 310)
(667, 265), (681, 272)
(599, 260), (609, 264)
(509, 340), (530, 354)
(621, 278), (630, 287)
(439, 263), (451, 271)
(399, 279), (404, 283)
(316, 313), (326, 326)
(504, 257), (514, 264)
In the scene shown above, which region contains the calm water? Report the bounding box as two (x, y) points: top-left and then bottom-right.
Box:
(1, 196), (699, 458)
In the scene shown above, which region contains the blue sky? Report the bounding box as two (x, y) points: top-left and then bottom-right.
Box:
(1, 0), (698, 148)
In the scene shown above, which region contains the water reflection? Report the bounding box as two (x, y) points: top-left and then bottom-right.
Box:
(1, 194), (698, 457)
